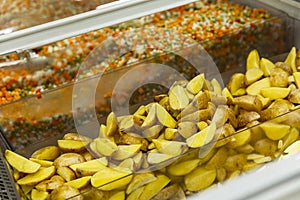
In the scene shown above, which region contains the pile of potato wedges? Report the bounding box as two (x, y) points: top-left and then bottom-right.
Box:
(4, 47), (300, 200)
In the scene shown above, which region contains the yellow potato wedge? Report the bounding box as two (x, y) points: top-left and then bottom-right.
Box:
(186, 123), (216, 148)
(205, 147), (228, 169)
(222, 87), (234, 104)
(288, 89), (300, 104)
(50, 185), (83, 200)
(152, 139), (188, 156)
(119, 158), (134, 171)
(261, 87), (290, 100)
(57, 166), (76, 182)
(112, 144), (142, 160)
(53, 153), (85, 168)
(155, 103), (177, 128)
(184, 167), (216, 192)
(5, 150), (40, 173)
(293, 72), (300, 89)
(284, 140), (300, 154)
(224, 154), (247, 172)
(70, 158), (107, 176)
(211, 78), (222, 95)
(260, 57), (275, 77)
(35, 175), (65, 191)
(228, 129), (251, 148)
(139, 174), (170, 200)
(106, 112), (118, 137)
(63, 133), (92, 142)
(186, 74), (205, 94)
(29, 158), (53, 167)
(93, 137), (118, 156)
(126, 173), (157, 194)
(245, 68), (264, 85)
(17, 166), (55, 185)
(127, 186), (144, 200)
(246, 77), (270, 96)
(237, 111), (260, 127)
(147, 152), (174, 165)
(164, 128), (179, 140)
(152, 184), (184, 200)
(227, 73), (245, 95)
(31, 189), (49, 200)
(167, 159), (200, 176)
(178, 121), (198, 138)
(169, 85), (189, 110)
(57, 140), (87, 153)
(31, 146), (60, 161)
(91, 167), (132, 190)
(65, 176), (91, 189)
(282, 127), (299, 151)
(142, 125), (163, 139)
(254, 138), (277, 156)
(246, 49), (260, 70)
(260, 122), (290, 140)
(141, 103), (157, 128)
(233, 95), (262, 112)
(285, 46), (297, 72)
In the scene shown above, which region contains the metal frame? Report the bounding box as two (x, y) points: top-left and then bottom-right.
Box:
(0, 0), (197, 56)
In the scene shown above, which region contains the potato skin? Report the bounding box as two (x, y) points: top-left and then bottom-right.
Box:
(270, 67), (289, 87)
(53, 153), (85, 168)
(50, 185), (83, 200)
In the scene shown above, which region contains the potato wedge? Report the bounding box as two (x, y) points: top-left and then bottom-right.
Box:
(260, 58), (275, 76)
(227, 73), (245, 94)
(275, 62), (293, 75)
(5, 150), (40, 173)
(57, 166), (76, 182)
(152, 184), (183, 200)
(53, 153), (85, 168)
(70, 158), (107, 176)
(254, 138), (277, 156)
(141, 104), (157, 128)
(142, 125), (163, 139)
(50, 185), (83, 200)
(155, 103), (177, 128)
(245, 68), (263, 85)
(285, 46), (297, 72)
(91, 167), (132, 190)
(126, 173), (157, 194)
(63, 133), (92, 142)
(17, 166), (55, 185)
(227, 129), (251, 148)
(65, 176), (91, 189)
(106, 112), (118, 137)
(288, 89), (300, 104)
(224, 154), (247, 172)
(246, 77), (270, 96)
(152, 139), (188, 156)
(186, 74), (205, 94)
(93, 137), (118, 156)
(147, 152), (174, 164)
(139, 174), (170, 200)
(58, 140), (87, 153)
(112, 144), (142, 160)
(167, 159), (200, 176)
(178, 121), (198, 138)
(233, 95), (262, 112)
(127, 186), (144, 200)
(29, 158), (53, 167)
(205, 147), (228, 169)
(35, 175), (65, 191)
(186, 123), (216, 148)
(261, 87), (290, 100)
(237, 111), (260, 127)
(246, 49), (260, 70)
(169, 85), (189, 110)
(31, 146), (60, 161)
(184, 167), (216, 192)
(260, 122), (290, 140)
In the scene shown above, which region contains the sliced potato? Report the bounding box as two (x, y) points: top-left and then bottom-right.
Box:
(246, 77), (270, 96)
(152, 139), (188, 156)
(284, 140), (300, 154)
(288, 89), (300, 104)
(53, 153), (85, 168)
(233, 95), (262, 112)
(93, 137), (118, 156)
(261, 87), (290, 100)
(186, 123), (216, 148)
(147, 152), (174, 164)
(167, 159), (200, 176)
(285, 46), (297, 72)
(169, 85), (189, 110)
(227, 73), (245, 94)
(228, 129), (251, 148)
(260, 122), (290, 140)
(35, 175), (65, 191)
(58, 140), (86, 153)
(112, 144), (142, 160)
(184, 167), (216, 192)
(293, 72), (300, 89)
(246, 49), (260, 70)
(186, 74), (205, 94)
(106, 112), (118, 137)
(29, 158), (53, 167)
(164, 128), (179, 140)
(126, 173), (157, 194)
(5, 150), (40, 173)
(260, 58), (275, 76)
(254, 138), (277, 156)
(211, 78), (222, 95)
(50, 185), (83, 200)
(245, 68), (263, 85)
(57, 166), (76, 182)
(65, 176), (91, 189)
(70, 158), (107, 177)
(91, 167), (132, 190)
(142, 125), (163, 139)
(63, 133), (92, 142)
(152, 184), (184, 200)
(31, 146), (60, 161)
(224, 154), (247, 172)
(127, 186), (144, 200)
(17, 166), (56, 185)
(282, 127), (299, 151)
(139, 174), (170, 200)
(155, 103), (177, 128)
(237, 111), (260, 127)
(178, 121), (198, 138)
(275, 62), (293, 75)
(109, 191), (125, 200)
(141, 104), (157, 128)
(205, 147), (228, 169)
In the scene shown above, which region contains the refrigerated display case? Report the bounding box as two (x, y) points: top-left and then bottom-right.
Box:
(1, 0), (300, 199)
